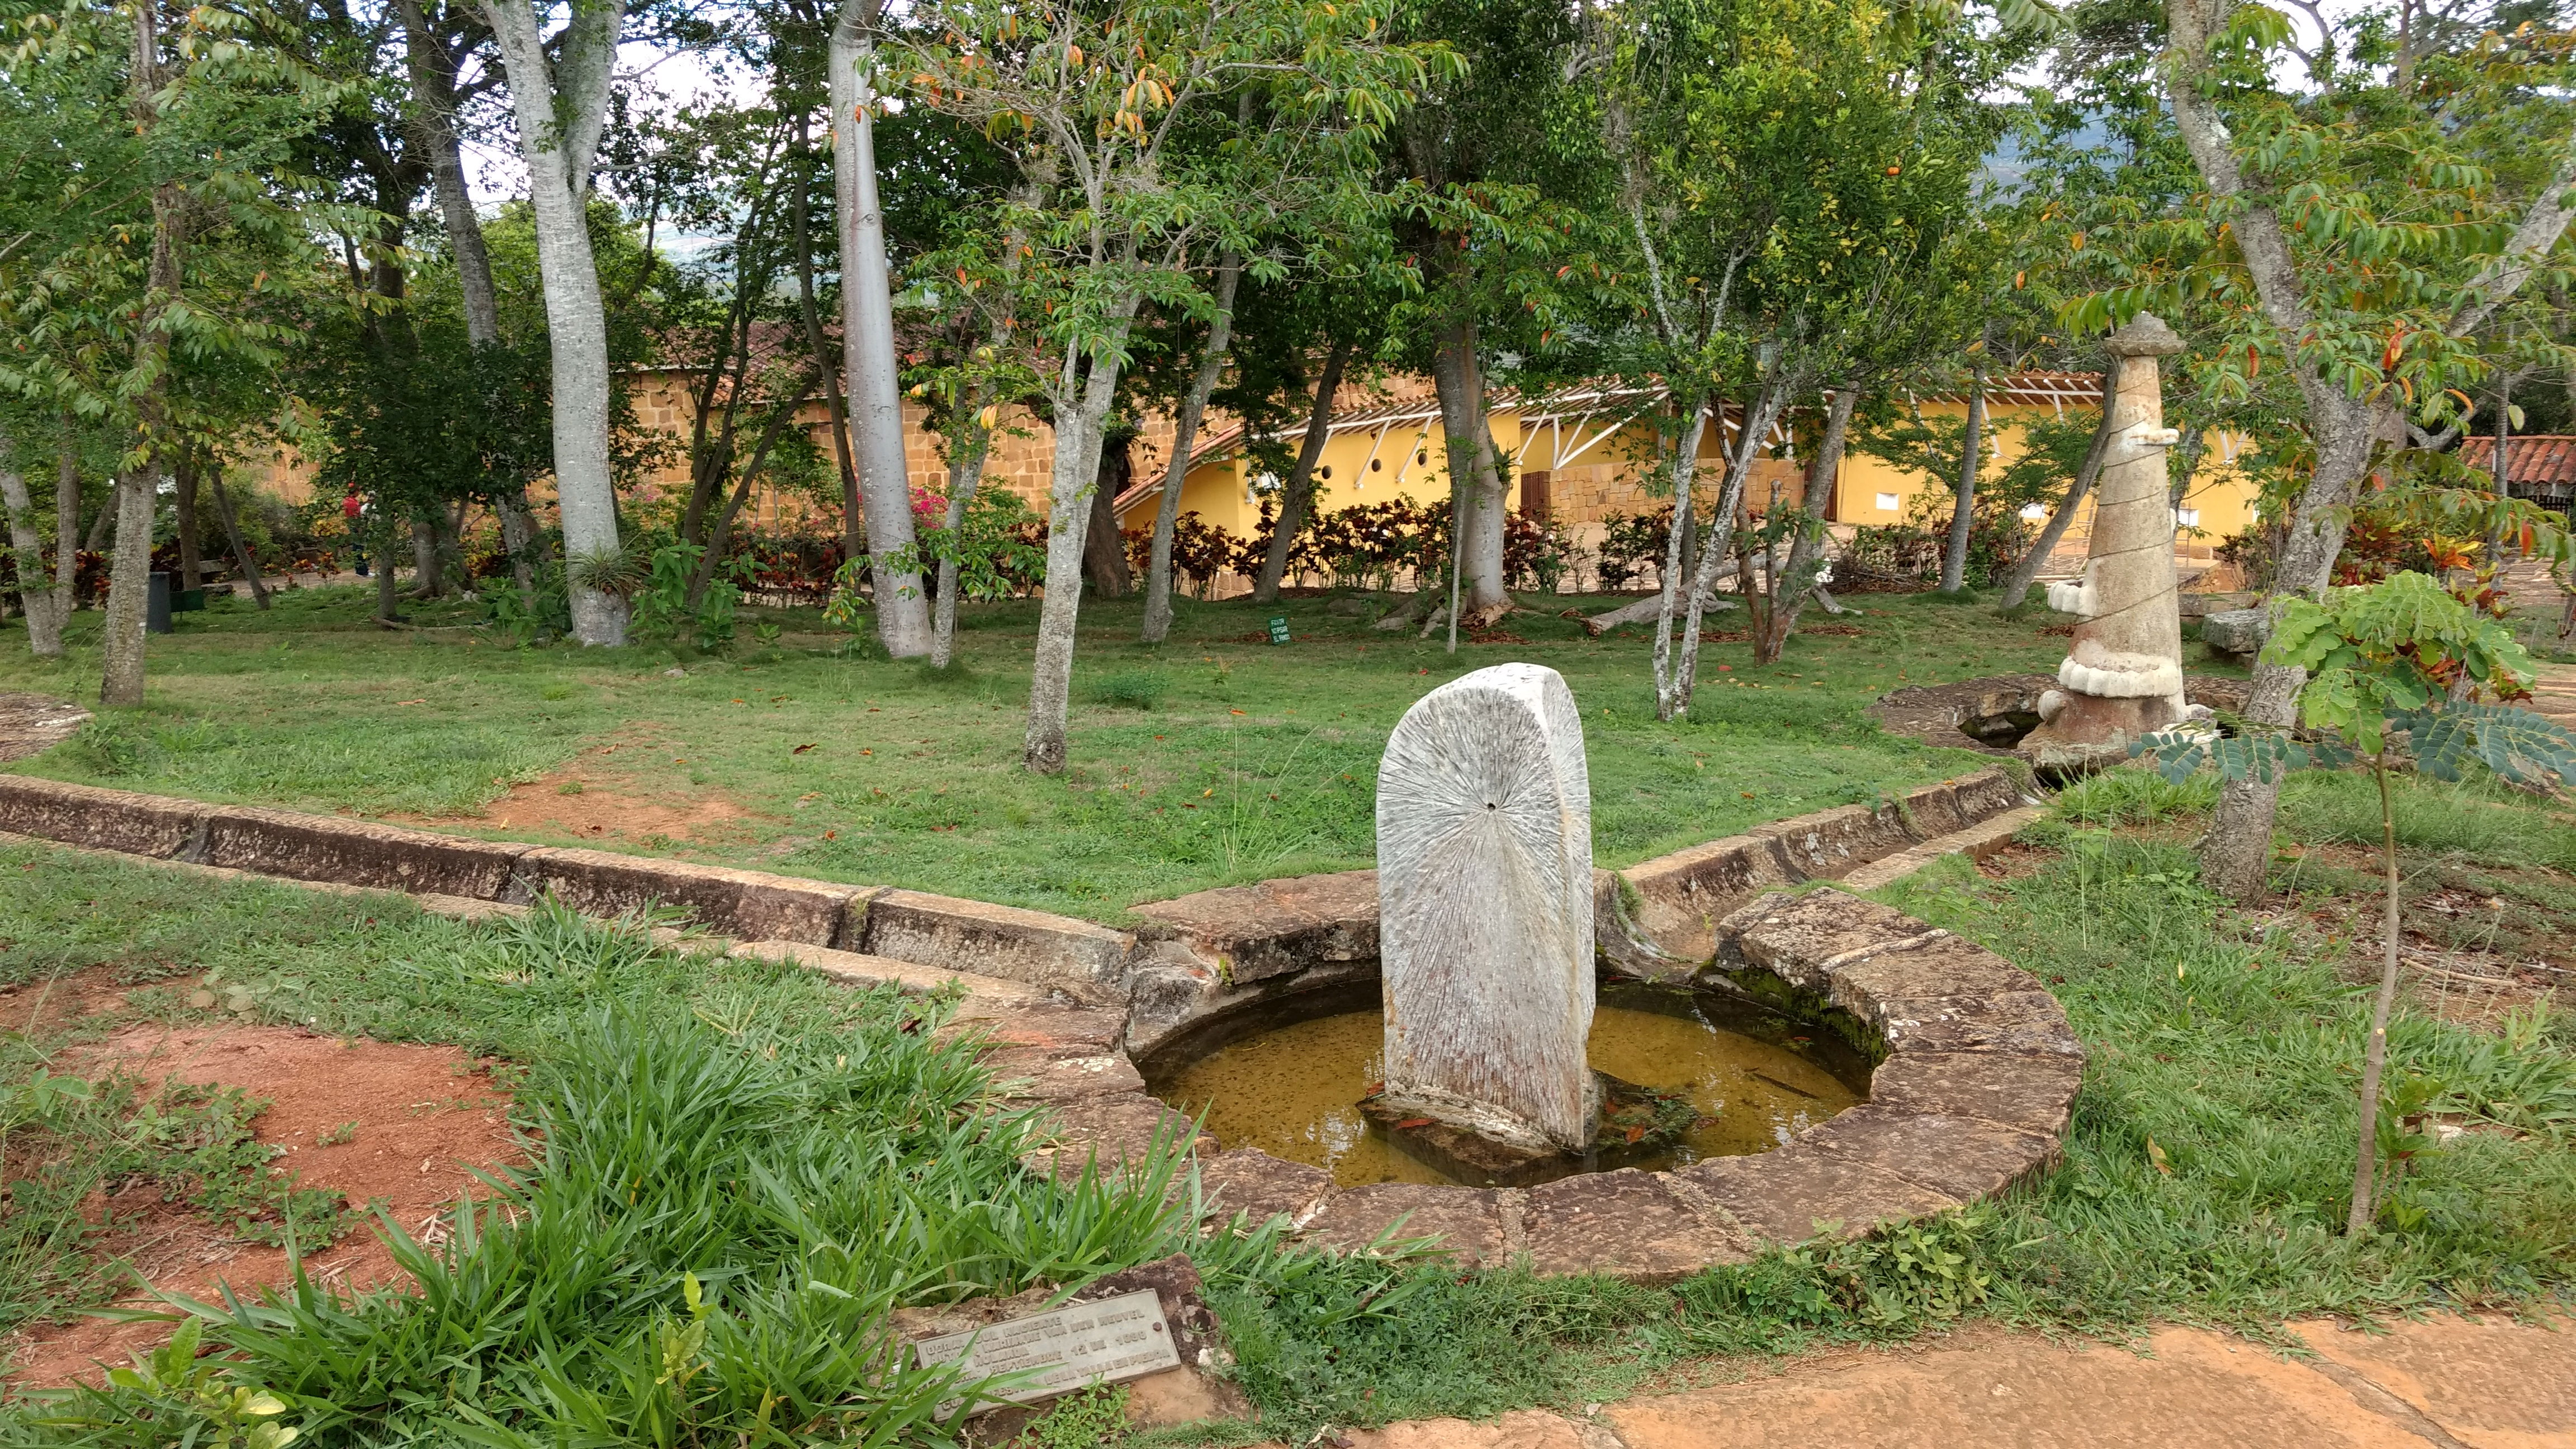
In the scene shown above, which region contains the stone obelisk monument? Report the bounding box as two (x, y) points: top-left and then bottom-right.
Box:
(2025, 313), (2189, 767)
(1374, 663), (1597, 1153)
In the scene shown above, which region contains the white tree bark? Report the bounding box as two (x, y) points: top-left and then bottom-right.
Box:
(1377, 663), (1597, 1152)
(98, 474), (155, 707)
(0, 425), (65, 657)
(1666, 367), (1791, 717)
(1939, 352), (1987, 593)
(1141, 254), (1239, 643)
(483, 0), (626, 646)
(1432, 317), (1509, 613)
(831, 0), (931, 657)
(1650, 397), (1711, 719)
(1023, 316), (1137, 774)
(2166, 0), (2378, 898)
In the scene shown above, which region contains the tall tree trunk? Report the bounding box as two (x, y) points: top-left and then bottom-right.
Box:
(2348, 754), (2404, 1235)
(399, 0), (501, 347)
(401, 0), (544, 613)
(105, 2), (176, 706)
(2166, 0), (2384, 901)
(1256, 333), (1353, 603)
(1142, 252), (1240, 642)
(172, 451), (201, 591)
(207, 472), (271, 609)
(1751, 383), (1859, 665)
(1940, 347), (1988, 593)
(1649, 395), (1711, 720)
(830, 0), (930, 657)
(52, 425), (77, 629)
(688, 383), (808, 607)
(100, 475), (155, 706)
(0, 426), (65, 656)
(0, 440), (40, 638)
(484, 0), (627, 646)
(1025, 299), (1143, 775)
(1083, 433), (1134, 597)
(1998, 364), (2121, 608)
(1431, 317), (1508, 612)
(788, 116), (864, 579)
(1668, 361), (1791, 718)
(411, 518), (442, 596)
(931, 419), (991, 669)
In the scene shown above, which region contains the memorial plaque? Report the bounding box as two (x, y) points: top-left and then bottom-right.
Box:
(912, 1287), (1182, 1410)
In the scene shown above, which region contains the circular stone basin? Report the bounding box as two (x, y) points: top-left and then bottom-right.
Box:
(1150, 983), (1871, 1188)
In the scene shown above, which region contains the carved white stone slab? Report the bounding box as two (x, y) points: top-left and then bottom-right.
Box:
(913, 1289), (1181, 1410)
(1375, 662), (1596, 1152)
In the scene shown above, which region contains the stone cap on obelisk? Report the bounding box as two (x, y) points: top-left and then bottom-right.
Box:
(2104, 312), (2184, 358)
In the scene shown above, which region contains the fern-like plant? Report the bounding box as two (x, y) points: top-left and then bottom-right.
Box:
(2135, 571), (2576, 1234)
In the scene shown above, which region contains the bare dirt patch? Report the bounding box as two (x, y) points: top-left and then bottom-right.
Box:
(0, 962), (171, 1039)
(0, 691), (88, 763)
(401, 735), (771, 847)
(3, 1024), (520, 1391)
(466, 776), (764, 845)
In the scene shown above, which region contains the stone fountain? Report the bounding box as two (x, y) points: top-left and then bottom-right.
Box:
(2022, 312), (2193, 770)
(1362, 662), (1692, 1183)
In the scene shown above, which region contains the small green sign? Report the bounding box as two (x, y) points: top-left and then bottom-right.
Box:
(1266, 614), (1292, 645)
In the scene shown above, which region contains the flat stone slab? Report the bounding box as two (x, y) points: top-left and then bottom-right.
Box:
(1131, 870), (1380, 984)
(1518, 1169), (1754, 1281)
(1020, 1092), (1211, 1185)
(1198, 1148), (1334, 1229)
(726, 939), (1047, 1010)
(891, 1254), (1234, 1427)
(860, 889), (1135, 996)
(1873, 990), (2085, 1057)
(1675, 1141), (1964, 1244)
(1300, 1183), (1509, 1265)
(1865, 1050), (2085, 1139)
(1721, 891), (1926, 990)
(1825, 933), (2042, 1020)
(0, 693), (89, 763)
(982, 1044), (1149, 1102)
(1840, 804), (2046, 892)
(1798, 1105), (2062, 1202)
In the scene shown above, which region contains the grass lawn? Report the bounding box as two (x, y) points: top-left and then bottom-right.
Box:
(4, 755), (2571, 1441)
(0, 585), (2105, 919)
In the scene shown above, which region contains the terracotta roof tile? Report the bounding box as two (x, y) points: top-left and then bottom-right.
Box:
(2458, 435), (2576, 487)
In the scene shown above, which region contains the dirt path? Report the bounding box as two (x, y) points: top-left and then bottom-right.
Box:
(1334, 1314), (2574, 1448)
(0, 692), (87, 763)
(2526, 662), (2576, 733)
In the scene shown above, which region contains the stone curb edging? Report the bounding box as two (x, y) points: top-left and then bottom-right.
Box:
(0, 775), (1134, 1002)
(0, 769), (2076, 1281)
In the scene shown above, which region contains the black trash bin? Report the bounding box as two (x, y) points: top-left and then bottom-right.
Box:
(146, 571), (173, 634)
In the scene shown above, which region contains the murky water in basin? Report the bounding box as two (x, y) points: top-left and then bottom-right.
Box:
(1151, 986), (1868, 1187)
